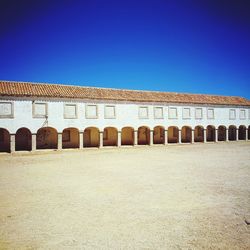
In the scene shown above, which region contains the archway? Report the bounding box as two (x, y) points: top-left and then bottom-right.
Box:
(138, 126), (150, 145)
(206, 125), (215, 142)
(36, 127), (58, 149)
(84, 127), (100, 147)
(15, 127), (32, 151)
(62, 128), (79, 149)
(181, 126), (192, 143)
(194, 126), (204, 142)
(121, 127), (134, 145)
(228, 125), (236, 141)
(153, 126), (165, 144)
(218, 126), (226, 141)
(238, 125), (246, 140)
(248, 126), (250, 140)
(103, 127), (118, 146)
(0, 128), (10, 153)
(168, 126), (179, 143)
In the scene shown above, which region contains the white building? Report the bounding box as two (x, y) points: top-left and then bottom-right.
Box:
(0, 81), (249, 153)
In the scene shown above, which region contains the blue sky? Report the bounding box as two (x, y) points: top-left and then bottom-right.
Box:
(0, 0), (250, 98)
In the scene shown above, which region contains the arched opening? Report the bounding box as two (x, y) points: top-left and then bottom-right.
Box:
(228, 125), (236, 141)
(238, 125), (246, 140)
(248, 126), (250, 140)
(206, 125), (215, 142)
(36, 127), (58, 149)
(138, 126), (150, 145)
(0, 128), (10, 153)
(84, 127), (100, 147)
(62, 128), (79, 149)
(15, 127), (32, 151)
(121, 127), (134, 145)
(194, 126), (204, 142)
(153, 126), (165, 144)
(168, 126), (179, 143)
(181, 126), (192, 143)
(218, 126), (226, 141)
(103, 127), (118, 146)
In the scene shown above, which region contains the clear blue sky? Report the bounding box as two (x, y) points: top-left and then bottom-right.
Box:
(0, 0), (250, 99)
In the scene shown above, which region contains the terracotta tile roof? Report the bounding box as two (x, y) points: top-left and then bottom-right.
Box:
(0, 80), (249, 106)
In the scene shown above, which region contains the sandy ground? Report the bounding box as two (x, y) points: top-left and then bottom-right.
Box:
(0, 142), (249, 250)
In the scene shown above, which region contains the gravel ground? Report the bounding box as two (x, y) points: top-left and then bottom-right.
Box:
(0, 142), (249, 250)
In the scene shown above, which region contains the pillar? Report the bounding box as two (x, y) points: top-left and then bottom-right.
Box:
(150, 130), (154, 145)
(99, 131), (103, 148)
(246, 129), (249, 141)
(204, 129), (207, 143)
(191, 129), (195, 143)
(32, 134), (36, 151)
(134, 130), (138, 145)
(215, 129), (218, 142)
(10, 134), (15, 153)
(226, 128), (229, 142)
(58, 133), (62, 150)
(79, 132), (83, 149)
(118, 131), (121, 147)
(178, 129), (182, 144)
(236, 128), (239, 141)
(164, 130), (168, 145)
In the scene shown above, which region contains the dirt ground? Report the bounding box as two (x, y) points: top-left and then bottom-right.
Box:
(0, 142), (249, 250)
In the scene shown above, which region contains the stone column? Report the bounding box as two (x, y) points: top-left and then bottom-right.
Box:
(246, 129), (249, 141)
(10, 134), (15, 153)
(204, 129), (207, 143)
(32, 134), (36, 151)
(99, 131), (103, 148)
(178, 129), (182, 144)
(226, 128), (229, 142)
(118, 131), (122, 147)
(215, 129), (218, 142)
(134, 130), (138, 145)
(236, 128), (239, 141)
(58, 133), (62, 150)
(164, 130), (168, 145)
(191, 129), (195, 143)
(150, 130), (154, 146)
(79, 132), (84, 149)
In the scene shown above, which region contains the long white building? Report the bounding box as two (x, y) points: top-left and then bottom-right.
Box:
(0, 81), (249, 153)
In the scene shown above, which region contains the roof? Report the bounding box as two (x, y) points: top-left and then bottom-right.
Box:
(0, 80), (249, 106)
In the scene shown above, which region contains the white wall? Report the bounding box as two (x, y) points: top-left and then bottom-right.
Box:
(0, 98), (249, 134)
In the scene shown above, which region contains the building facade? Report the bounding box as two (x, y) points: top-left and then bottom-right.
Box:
(0, 81), (249, 153)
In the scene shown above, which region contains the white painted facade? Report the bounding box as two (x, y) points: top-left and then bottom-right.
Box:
(0, 97), (249, 133)
(0, 95), (249, 153)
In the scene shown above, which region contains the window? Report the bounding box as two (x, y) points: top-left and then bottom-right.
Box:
(0, 130), (4, 141)
(169, 107), (178, 119)
(33, 102), (47, 118)
(229, 109), (236, 120)
(85, 104), (98, 119)
(104, 105), (116, 119)
(64, 104), (77, 119)
(0, 102), (14, 118)
(62, 130), (70, 142)
(103, 129), (108, 140)
(139, 106), (149, 119)
(182, 108), (191, 119)
(195, 108), (203, 119)
(207, 108), (214, 119)
(240, 109), (246, 119)
(197, 127), (203, 137)
(154, 107), (163, 119)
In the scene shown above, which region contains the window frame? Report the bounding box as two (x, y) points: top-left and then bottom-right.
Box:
(64, 103), (78, 119)
(104, 105), (116, 119)
(32, 102), (48, 118)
